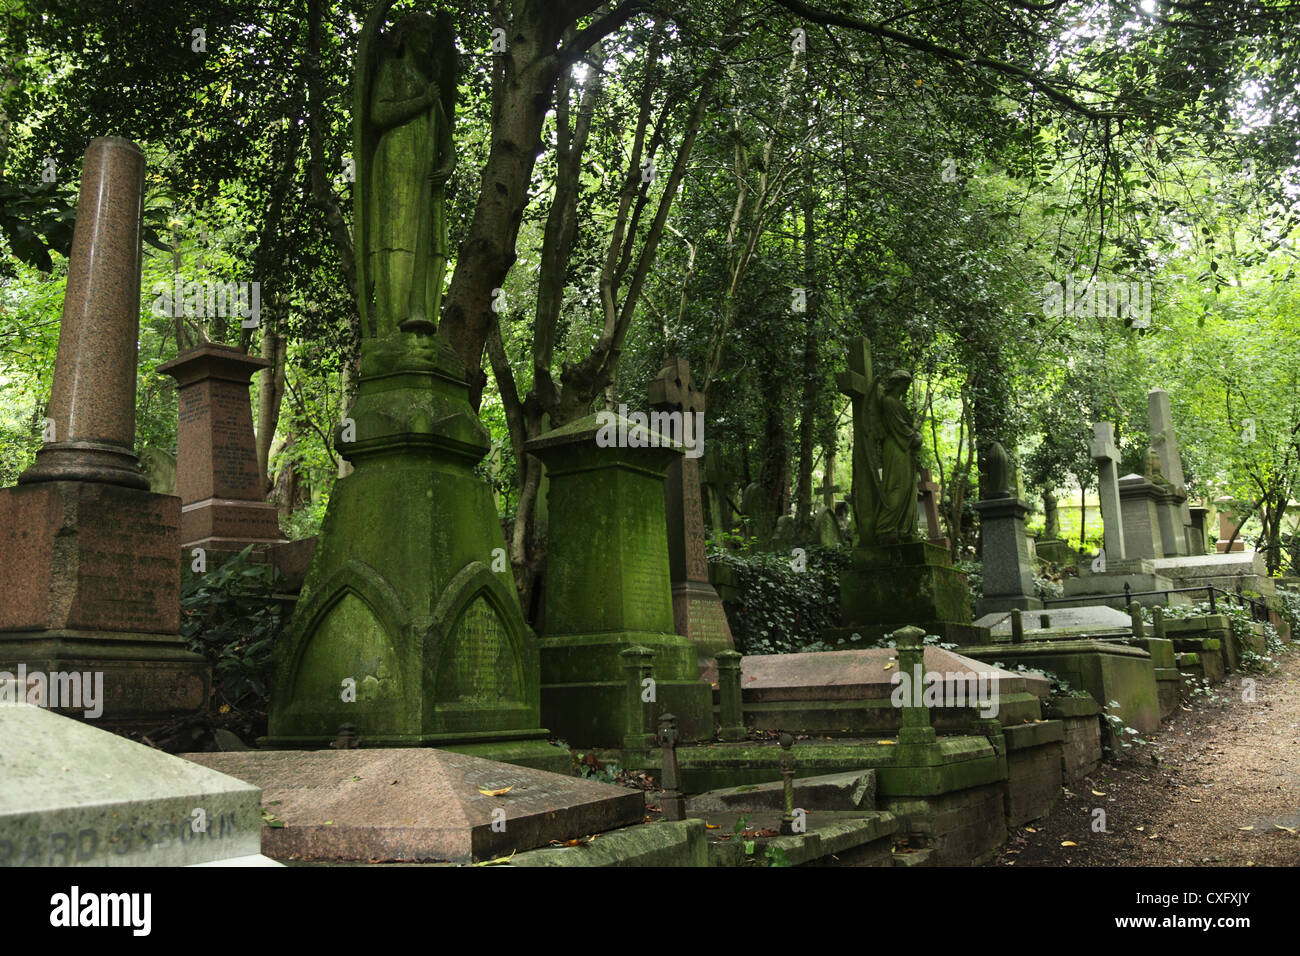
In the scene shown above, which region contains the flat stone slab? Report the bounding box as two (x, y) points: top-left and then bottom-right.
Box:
(1152, 552), (1265, 576)
(975, 605), (1132, 635)
(685, 769), (876, 813)
(184, 748), (645, 863)
(739, 647), (1050, 701)
(0, 702), (262, 866)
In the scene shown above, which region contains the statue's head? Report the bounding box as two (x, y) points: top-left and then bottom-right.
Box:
(882, 370), (912, 396)
(389, 11), (443, 64)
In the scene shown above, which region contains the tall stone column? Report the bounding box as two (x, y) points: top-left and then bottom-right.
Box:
(1148, 388), (1195, 552)
(19, 138), (149, 490)
(0, 137), (209, 727)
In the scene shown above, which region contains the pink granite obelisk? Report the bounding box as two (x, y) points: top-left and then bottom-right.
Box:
(0, 137), (209, 726)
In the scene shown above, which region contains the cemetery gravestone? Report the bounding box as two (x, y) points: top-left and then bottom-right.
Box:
(1118, 469), (1166, 561)
(647, 358), (735, 659)
(0, 137), (208, 726)
(158, 343), (285, 553)
(1090, 422), (1126, 561)
(526, 413), (714, 748)
(918, 468), (950, 551)
(185, 747), (644, 863)
(264, 16), (560, 771)
(1148, 388), (1195, 554)
(972, 441), (1041, 616)
(0, 698), (272, 866)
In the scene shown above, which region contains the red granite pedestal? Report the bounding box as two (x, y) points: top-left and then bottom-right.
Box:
(158, 343), (283, 553)
(0, 481), (210, 724)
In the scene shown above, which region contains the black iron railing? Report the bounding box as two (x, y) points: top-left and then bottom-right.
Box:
(1043, 582), (1271, 623)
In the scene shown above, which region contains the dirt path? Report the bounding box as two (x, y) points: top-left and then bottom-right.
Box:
(989, 645), (1300, 866)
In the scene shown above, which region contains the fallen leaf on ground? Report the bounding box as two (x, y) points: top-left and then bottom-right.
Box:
(478, 786), (514, 797)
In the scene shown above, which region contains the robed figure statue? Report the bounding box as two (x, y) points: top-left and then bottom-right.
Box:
(354, 3), (458, 337)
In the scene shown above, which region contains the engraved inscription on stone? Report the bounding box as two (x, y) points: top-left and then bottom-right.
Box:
(437, 595), (519, 705)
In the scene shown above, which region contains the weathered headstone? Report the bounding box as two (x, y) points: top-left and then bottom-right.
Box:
(1118, 471), (1165, 560)
(1215, 497), (1246, 552)
(158, 343), (284, 553)
(184, 747), (643, 863)
(973, 442), (1041, 616)
(647, 358), (734, 658)
(1148, 388), (1195, 553)
(265, 19), (559, 771)
(1090, 422), (1126, 561)
(813, 505), (842, 547)
(740, 482), (773, 548)
(526, 413), (714, 748)
(0, 698), (274, 866)
(1188, 504), (1210, 555)
(700, 448), (735, 540)
(0, 137), (208, 726)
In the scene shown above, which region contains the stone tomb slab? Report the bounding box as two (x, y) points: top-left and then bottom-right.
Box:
(739, 647), (1051, 702)
(975, 604), (1133, 636)
(0, 702), (266, 866)
(184, 748), (645, 863)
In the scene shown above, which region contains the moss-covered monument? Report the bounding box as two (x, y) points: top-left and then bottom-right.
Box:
(825, 337), (984, 645)
(265, 4), (560, 770)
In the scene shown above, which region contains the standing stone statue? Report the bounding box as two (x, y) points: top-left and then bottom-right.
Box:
(836, 337), (921, 546)
(354, 4), (457, 337)
(1042, 491), (1060, 540)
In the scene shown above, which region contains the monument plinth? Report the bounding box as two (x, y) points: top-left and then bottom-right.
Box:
(0, 137), (208, 726)
(526, 413), (715, 749)
(157, 343), (283, 552)
(264, 334), (560, 769)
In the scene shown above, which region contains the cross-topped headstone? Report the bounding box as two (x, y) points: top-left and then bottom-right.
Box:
(918, 468), (949, 550)
(1090, 422), (1126, 561)
(836, 337), (875, 544)
(648, 356), (704, 416)
(648, 357), (734, 658)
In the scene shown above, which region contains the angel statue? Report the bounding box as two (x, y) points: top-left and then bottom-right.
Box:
(837, 337), (923, 546)
(354, 2), (458, 337)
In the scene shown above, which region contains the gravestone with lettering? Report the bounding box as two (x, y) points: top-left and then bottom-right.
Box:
(647, 358), (734, 659)
(972, 442), (1041, 616)
(826, 338), (982, 644)
(0, 697), (275, 865)
(1148, 388), (1196, 553)
(526, 413), (714, 748)
(0, 137), (209, 726)
(158, 343), (284, 555)
(265, 20), (559, 771)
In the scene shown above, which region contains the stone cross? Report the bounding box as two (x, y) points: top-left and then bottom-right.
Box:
(649, 357), (707, 582)
(836, 337), (874, 543)
(648, 358), (734, 658)
(917, 468), (949, 550)
(1090, 422), (1126, 561)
